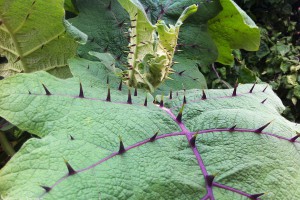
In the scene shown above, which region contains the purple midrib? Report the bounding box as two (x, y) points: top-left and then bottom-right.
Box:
(158, 106), (287, 200)
(160, 106), (213, 198)
(39, 118), (298, 199)
(32, 89), (298, 199)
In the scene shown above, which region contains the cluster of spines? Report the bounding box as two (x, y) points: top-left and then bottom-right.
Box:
(36, 79), (149, 107)
(38, 114), (299, 199)
(161, 82), (270, 106)
(35, 80), (299, 199)
(40, 130), (161, 193)
(34, 82), (289, 140)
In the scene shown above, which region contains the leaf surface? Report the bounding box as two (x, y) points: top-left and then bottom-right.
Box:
(0, 64), (299, 199)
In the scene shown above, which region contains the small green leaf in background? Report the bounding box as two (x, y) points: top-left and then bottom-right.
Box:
(208, 0), (260, 65)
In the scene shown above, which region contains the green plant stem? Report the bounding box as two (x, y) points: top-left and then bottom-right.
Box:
(0, 131), (15, 156)
(212, 63), (231, 88)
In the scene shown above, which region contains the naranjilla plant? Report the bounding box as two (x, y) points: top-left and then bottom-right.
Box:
(0, 0), (299, 200)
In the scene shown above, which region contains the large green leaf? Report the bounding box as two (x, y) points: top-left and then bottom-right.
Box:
(0, 62), (299, 199)
(0, 0), (84, 77)
(208, 0), (260, 65)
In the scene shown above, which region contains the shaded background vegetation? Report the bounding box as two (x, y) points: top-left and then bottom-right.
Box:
(201, 0), (300, 122)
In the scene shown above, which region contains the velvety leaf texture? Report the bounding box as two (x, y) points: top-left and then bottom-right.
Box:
(0, 62), (299, 199)
(0, 0), (83, 77)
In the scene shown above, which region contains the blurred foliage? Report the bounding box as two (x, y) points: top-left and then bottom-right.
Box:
(201, 0), (300, 122)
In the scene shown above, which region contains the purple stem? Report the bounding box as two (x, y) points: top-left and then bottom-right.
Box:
(39, 132), (184, 198)
(189, 128), (300, 144)
(38, 122), (297, 198)
(211, 63), (231, 89)
(36, 100), (298, 199)
(213, 182), (261, 199)
(160, 106), (214, 199)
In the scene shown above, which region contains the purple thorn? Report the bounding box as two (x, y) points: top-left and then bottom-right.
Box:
(189, 134), (197, 147)
(263, 85), (268, 92)
(118, 79), (123, 91)
(169, 90), (173, 99)
(290, 133), (300, 142)
(176, 104), (185, 123)
(250, 193), (264, 199)
(107, 1), (112, 10)
(160, 99), (164, 107)
(42, 84), (51, 95)
(250, 82), (256, 93)
(64, 160), (76, 176)
(229, 125), (237, 132)
(28, 90), (31, 95)
(69, 135), (74, 140)
(202, 90), (207, 100)
(118, 136), (126, 154)
(106, 86), (111, 102)
(134, 88), (138, 96)
(79, 83), (84, 98)
(150, 131), (159, 142)
(178, 70), (185, 76)
(255, 121), (272, 133)
(232, 82), (239, 96)
(261, 98), (267, 104)
(183, 95), (187, 104)
(144, 96), (148, 107)
(127, 89), (132, 104)
(205, 175), (215, 187)
(41, 186), (51, 193)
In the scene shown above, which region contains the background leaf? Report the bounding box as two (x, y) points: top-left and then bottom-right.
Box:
(0, 0), (83, 77)
(208, 0), (260, 65)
